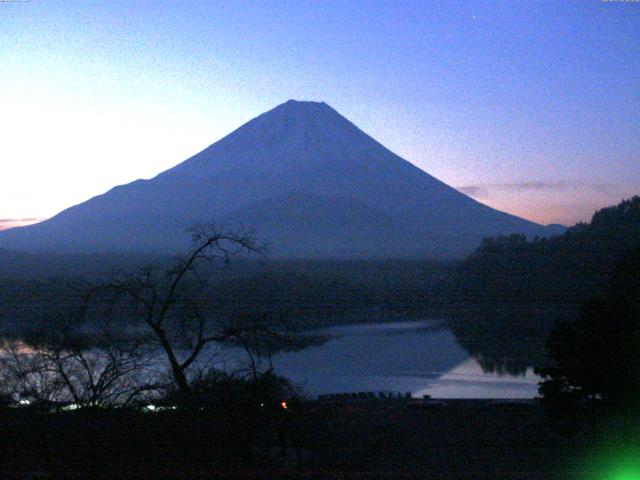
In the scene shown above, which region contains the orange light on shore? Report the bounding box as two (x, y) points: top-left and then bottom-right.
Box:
(281, 401), (288, 410)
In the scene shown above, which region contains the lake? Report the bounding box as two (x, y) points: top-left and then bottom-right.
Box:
(266, 320), (541, 399)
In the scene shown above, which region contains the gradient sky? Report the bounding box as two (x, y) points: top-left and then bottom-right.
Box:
(1, 0), (638, 229)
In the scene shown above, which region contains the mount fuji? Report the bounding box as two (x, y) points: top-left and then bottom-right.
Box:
(0, 100), (562, 258)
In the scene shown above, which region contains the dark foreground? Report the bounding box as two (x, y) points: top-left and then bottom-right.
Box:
(1, 399), (612, 480)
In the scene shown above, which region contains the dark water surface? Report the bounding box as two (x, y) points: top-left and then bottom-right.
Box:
(268, 320), (540, 398)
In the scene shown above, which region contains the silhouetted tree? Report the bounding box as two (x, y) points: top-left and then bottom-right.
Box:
(104, 223), (295, 401)
(537, 247), (640, 425)
(0, 323), (157, 408)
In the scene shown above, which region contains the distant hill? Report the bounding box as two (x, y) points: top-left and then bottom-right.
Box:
(0, 100), (560, 258)
(451, 196), (640, 307)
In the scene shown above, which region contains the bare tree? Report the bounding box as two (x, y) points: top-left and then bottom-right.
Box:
(104, 223), (270, 400)
(0, 325), (158, 408)
(0, 339), (68, 405)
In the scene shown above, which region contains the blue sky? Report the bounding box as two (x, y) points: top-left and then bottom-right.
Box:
(1, 0), (638, 228)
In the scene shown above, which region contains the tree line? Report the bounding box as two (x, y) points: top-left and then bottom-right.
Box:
(447, 196), (640, 374)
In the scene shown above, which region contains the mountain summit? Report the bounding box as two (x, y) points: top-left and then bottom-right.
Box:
(0, 100), (560, 258)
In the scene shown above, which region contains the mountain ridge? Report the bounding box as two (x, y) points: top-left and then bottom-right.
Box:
(0, 100), (562, 258)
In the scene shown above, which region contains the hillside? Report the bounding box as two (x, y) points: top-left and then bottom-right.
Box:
(448, 196), (640, 374)
(451, 196), (640, 307)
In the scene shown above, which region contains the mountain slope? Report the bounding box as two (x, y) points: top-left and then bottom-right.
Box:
(0, 100), (560, 258)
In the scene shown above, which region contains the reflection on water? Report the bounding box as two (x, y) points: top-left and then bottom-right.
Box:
(268, 320), (541, 399)
(413, 358), (540, 399)
(447, 306), (568, 376)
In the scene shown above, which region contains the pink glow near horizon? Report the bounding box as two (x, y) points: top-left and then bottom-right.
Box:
(0, 218), (44, 231)
(1, 183), (636, 233)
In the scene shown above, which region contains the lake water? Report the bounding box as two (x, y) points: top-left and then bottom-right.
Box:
(3, 319), (540, 401)
(266, 320), (541, 399)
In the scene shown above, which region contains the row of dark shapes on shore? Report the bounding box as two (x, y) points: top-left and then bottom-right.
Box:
(316, 392), (537, 408)
(318, 391), (413, 401)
